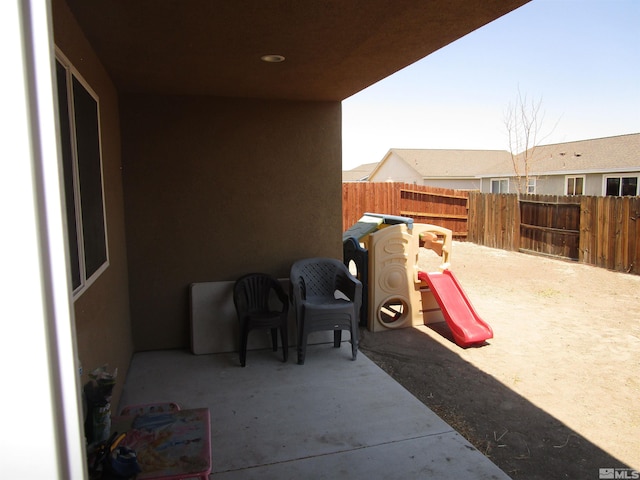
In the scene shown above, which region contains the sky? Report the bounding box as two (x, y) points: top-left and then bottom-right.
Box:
(341, 0), (640, 170)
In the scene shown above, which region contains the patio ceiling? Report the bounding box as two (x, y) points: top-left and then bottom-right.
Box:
(63, 0), (529, 101)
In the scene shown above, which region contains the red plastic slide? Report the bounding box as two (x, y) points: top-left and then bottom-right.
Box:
(418, 270), (493, 347)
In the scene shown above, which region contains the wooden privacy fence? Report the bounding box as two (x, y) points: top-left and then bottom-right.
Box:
(342, 182), (470, 237)
(579, 195), (640, 273)
(343, 184), (640, 275)
(467, 192), (640, 275)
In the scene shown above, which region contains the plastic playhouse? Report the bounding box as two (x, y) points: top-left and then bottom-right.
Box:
(343, 213), (493, 347)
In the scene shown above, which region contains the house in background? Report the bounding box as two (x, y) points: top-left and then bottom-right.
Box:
(478, 133), (640, 196)
(345, 133), (640, 196)
(342, 162), (378, 182)
(366, 148), (510, 189)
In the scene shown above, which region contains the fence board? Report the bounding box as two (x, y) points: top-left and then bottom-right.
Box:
(615, 199), (625, 272)
(579, 196), (594, 264)
(595, 198), (605, 268)
(630, 199), (637, 273)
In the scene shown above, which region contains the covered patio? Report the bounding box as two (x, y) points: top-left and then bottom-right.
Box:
(4, 1), (530, 478)
(119, 346), (510, 478)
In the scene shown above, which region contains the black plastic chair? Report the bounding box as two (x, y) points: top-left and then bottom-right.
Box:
(289, 258), (362, 365)
(343, 237), (369, 327)
(233, 273), (289, 367)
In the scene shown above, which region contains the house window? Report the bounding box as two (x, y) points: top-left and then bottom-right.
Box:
(491, 178), (509, 194)
(605, 175), (639, 196)
(55, 54), (108, 297)
(526, 177), (536, 194)
(566, 176), (584, 195)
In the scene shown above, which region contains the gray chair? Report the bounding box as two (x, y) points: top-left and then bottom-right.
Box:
(289, 257), (362, 365)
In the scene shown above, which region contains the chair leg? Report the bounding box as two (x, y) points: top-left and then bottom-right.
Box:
(240, 325), (249, 367)
(297, 322), (307, 365)
(270, 328), (278, 351)
(350, 324), (358, 361)
(333, 330), (342, 348)
(298, 336), (308, 365)
(280, 325), (289, 363)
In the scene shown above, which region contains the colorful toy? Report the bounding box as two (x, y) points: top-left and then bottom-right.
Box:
(343, 213), (493, 347)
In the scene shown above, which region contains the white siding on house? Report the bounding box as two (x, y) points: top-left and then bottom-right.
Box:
(535, 175), (562, 195)
(585, 173), (605, 196)
(370, 153), (422, 183)
(424, 178), (481, 190)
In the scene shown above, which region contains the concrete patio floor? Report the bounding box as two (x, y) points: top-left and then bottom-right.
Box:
(117, 345), (511, 479)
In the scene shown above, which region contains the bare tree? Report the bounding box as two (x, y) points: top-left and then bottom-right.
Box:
(504, 89), (559, 196)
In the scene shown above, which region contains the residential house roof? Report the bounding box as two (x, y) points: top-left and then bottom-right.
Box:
(371, 148), (511, 179)
(484, 133), (640, 177)
(342, 162), (378, 182)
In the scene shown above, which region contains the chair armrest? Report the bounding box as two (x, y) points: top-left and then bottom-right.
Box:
(290, 275), (306, 303)
(335, 271), (362, 303)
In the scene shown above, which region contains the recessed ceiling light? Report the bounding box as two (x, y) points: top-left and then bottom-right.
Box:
(261, 54), (285, 63)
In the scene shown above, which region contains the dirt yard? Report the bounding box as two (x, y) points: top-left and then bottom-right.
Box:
(359, 241), (640, 480)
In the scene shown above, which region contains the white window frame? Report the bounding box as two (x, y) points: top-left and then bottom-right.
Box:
(603, 174), (639, 197)
(55, 49), (109, 299)
(526, 177), (536, 194)
(490, 178), (509, 194)
(565, 175), (585, 196)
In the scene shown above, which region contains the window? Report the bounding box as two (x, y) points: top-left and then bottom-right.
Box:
(526, 177), (536, 194)
(55, 53), (108, 297)
(604, 175), (639, 196)
(491, 178), (509, 193)
(566, 176), (584, 195)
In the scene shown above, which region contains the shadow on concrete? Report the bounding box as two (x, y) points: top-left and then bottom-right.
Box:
(358, 325), (633, 480)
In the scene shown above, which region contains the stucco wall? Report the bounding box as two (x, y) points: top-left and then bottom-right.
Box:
(120, 95), (343, 351)
(53, 0), (134, 407)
